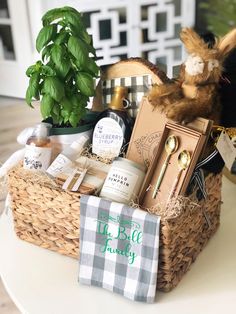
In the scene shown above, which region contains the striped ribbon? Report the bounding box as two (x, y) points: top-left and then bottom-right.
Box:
(188, 149), (219, 228)
(189, 149), (219, 200)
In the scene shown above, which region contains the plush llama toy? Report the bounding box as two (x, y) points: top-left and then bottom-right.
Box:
(148, 27), (236, 124)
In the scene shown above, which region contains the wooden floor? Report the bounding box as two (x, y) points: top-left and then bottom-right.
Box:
(0, 97), (40, 164)
(0, 97), (40, 314)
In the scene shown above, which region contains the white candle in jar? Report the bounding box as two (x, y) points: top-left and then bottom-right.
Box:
(100, 157), (146, 204)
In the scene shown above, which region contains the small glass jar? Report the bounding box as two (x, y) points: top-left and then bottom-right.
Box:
(100, 157), (146, 204)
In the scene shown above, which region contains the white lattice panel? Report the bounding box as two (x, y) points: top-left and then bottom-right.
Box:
(41, 0), (196, 78)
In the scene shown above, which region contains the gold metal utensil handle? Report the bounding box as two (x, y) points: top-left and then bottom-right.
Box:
(167, 170), (182, 202)
(152, 154), (170, 199)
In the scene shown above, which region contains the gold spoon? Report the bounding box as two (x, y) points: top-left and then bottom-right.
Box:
(168, 150), (191, 201)
(152, 135), (179, 199)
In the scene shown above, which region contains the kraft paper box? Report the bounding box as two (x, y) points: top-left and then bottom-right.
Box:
(127, 96), (213, 168)
(139, 122), (208, 208)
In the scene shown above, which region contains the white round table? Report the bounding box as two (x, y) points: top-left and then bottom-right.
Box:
(0, 177), (236, 314)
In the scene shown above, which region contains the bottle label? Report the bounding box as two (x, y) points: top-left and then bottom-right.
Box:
(23, 145), (52, 171)
(100, 166), (139, 202)
(92, 117), (123, 158)
(46, 154), (73, 178)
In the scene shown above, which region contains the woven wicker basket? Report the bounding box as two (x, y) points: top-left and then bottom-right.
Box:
(7, 165), (222, 292)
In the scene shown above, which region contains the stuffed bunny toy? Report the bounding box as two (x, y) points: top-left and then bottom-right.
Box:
(148, 27), (236, 124)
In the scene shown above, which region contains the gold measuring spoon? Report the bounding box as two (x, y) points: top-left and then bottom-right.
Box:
(168, 150), (191, 201)
(152, 135), (179, 199)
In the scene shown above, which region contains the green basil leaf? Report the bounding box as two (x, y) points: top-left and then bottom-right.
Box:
(35, 60), (43, 70)
(25, 72), (40, 107)
(81, 31), (92, 46)
(71, 94), (88, 109)
(63, 117), (69, 124)
(58, 116), (64, 125)
(50, 104), (61, 125)
(64, 11), (91, 45)
(30, 72), (40, 99)
(86, 42), (96, 56)
(40, 94), (55, 118)
(61, 106), (71, 124)
(42, 44), (53, 61)
(64, 11), (84, 31)
(73, 104), (87, 117)
(73, 58), (82, 71)
(83, 58), (100, 77)
(25, 87), (34, 108)
(69, 112), (79, 128)
(61, 108), (69, 118)
(26, 65), (36, 77)
(72, 28), (92, 46)
(36, 24), (57, 52)
(42, 8), (64, 26)
(69, 29), (95, 56)
(61, 96), (73, 113)
(55, 31), (69, 45)
(66, 94), (87, 125)
(64, 6), (82, 18)
(55, 58), (71, 78)
(42, 6), (81, 26)
(76, 72), (95, 96)
(41, 65), (56, 76)
(80, 94), (90, 104)
(51, 44), (65, 65)
(51, 112), (59, 125)
(52, 104), (60, 116)
(44, 77), (65, 102)
(68, 36), (88, 65)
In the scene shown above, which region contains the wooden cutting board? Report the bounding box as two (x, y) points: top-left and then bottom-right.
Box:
(92, 57), (170, 111)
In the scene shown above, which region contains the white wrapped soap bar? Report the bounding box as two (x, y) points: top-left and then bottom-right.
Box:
(63, 156), (111, 194)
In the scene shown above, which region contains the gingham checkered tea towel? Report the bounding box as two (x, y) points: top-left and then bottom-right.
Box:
(79, 195), (160, 303)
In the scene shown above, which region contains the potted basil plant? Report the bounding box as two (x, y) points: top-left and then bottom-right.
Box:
(25, 6), (100, 142)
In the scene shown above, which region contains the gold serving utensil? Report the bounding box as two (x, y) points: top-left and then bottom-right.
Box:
(152, 135), (179, 199)
(168, 150), (191, 201)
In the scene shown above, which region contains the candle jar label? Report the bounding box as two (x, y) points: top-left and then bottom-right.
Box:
(101, 166), (139, 202)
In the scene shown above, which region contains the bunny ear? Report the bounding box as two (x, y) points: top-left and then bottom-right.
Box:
(218, 28), (236, 58)
(180, 28), (210, 55)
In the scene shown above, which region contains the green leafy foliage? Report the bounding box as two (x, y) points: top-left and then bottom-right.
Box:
(44, 77), (65, 102)
(40, 94), (55, 118)
(26, 65), (36, 77)
(199, 0), (236, 36)
(25, 73), (40, 107)
(76, 72), (95, 96)
(68, 36), (88, 65)
(55, 59), (71, 78)
(84, 59), (100, 77)
(51, 44), (65, 65)
(25, 6), (100, 127)
(41, 65), (56, 76)
(55, 31), (69, 45)
(36, 25), (57, 52)
(42, 44), (53, 62)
